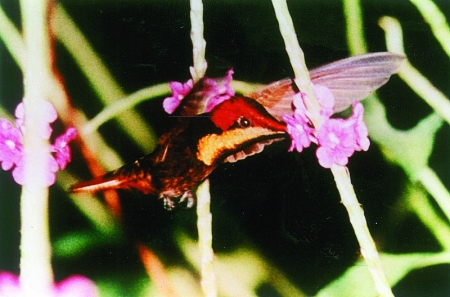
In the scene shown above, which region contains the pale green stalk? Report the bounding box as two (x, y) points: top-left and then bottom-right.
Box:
(0, 4), (25, 69)
(409, 0), (450, 59)
(343, 0), (449, 293)
(378, 16), (450, 222)
(190, 0), (207, 82)
(379, 16), (450, 125)
(416, 167), (450, 227)
(190, 0), (216, 295)
(0, 4), (124, 171)
(330, 165), (394, 297)
(52, 4), (158, 152)
(343, 0), (402, 296)
(406, 185), (450, 250)
(19, 0), (53, 295)
(271, 0), (322, 126)
(82, 83), (170, 136)
(273, 0), (393, 295)
(0, 106), (13, 121)
(83, 80), (263, 134)
(196, 180), (216, 297)
(343, 0), (368, 54)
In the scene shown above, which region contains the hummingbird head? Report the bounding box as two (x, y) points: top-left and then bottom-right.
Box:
(197, 96), (287, 166)
(210, 96), (287, 132)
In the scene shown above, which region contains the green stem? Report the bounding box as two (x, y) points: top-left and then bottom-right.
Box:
(19, 0), (53, 295)
(271, 0), (322, 126)
(0, 4), (25, 69)
(82, 80), (265, 135)
(379, 16), (450, 125)
(409, 0), (450, 59)
(82, 83), (170, 136)
(190, 0), (215, 295)
(343, 0), (368, 54)
(190, 0), (207, 82)
(52, 4), (158, 152)
(196, 179), (216, 297)
(407, 185), (450, 250)
(0, 3), (124, 172)
(331, 166), (393, 297)
(417, 167), (450, 225)
(272, 0), (393, 295)
(342, 0), (395, 295)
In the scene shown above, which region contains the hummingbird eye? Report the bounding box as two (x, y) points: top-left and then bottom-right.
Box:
(237, 116), (251, 128)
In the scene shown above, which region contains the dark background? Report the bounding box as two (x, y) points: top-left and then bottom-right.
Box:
(1, 0), (449, 296)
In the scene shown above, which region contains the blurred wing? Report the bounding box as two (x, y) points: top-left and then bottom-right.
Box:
(172, 78), (209, 117)
(173, 74), (233, 117)
(249, 78), (296, 122)
(250, 52), (405, 120)
(310, 52), (405, 113)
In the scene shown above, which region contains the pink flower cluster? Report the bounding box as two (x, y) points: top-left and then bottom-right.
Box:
(0, 272), (98, 297)
(283, 84), (369, 168)
(0, 102), (77, 186)
(163, 69), (235, 114)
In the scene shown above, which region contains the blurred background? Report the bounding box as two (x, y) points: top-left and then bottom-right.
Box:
(0, 0), (449, 296)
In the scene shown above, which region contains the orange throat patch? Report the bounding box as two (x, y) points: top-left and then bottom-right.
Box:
(196, 127), (284, 166)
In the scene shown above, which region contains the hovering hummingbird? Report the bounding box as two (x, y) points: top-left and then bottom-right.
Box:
(70, 52), (404, 209)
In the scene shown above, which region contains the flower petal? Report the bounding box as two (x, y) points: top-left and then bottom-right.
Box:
(283, 113), (312, 152)
(163, 79), (194, 114)
(313, 84), (335, 117)
(52, 127), (77, 169)
(204, 69), (235, 112)
(0, 119), (22, 171)
(0, 272), (20, 297)
(54, 275), (98, 297)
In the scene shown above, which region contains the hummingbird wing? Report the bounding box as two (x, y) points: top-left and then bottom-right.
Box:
(310, 52), (405, 113)
(171, 79), (209, 117)
(173, 74), (233, 117)
(250, 52), (405, 121)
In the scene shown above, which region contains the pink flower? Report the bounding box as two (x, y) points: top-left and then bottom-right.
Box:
(0, 102), (77, 186)
(284, 84), (370, 168)
(162, 69), (235, 114)
(0, 119), (22, 171)
(53, 275), (98, 297)
(283, 93), (313, 152)
(52, 127), (78, 169)
(204, 69), (235, 112)
(315, 118), (358, 168)
(0, 272), (19, 297)
(350, 102), (370, 151)
(314, 84), (335, 118)
(0, 272), (98, 297)
(163, 79), (194, 114)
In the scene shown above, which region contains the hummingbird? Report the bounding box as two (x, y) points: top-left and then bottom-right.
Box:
(70, 52), (404, 209)
(70, 80), (288, 209)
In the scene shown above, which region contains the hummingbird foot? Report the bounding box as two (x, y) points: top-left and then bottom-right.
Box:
(162, 190), (195, 211)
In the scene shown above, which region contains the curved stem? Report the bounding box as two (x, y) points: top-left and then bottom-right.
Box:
(379, 16), (450, 125)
